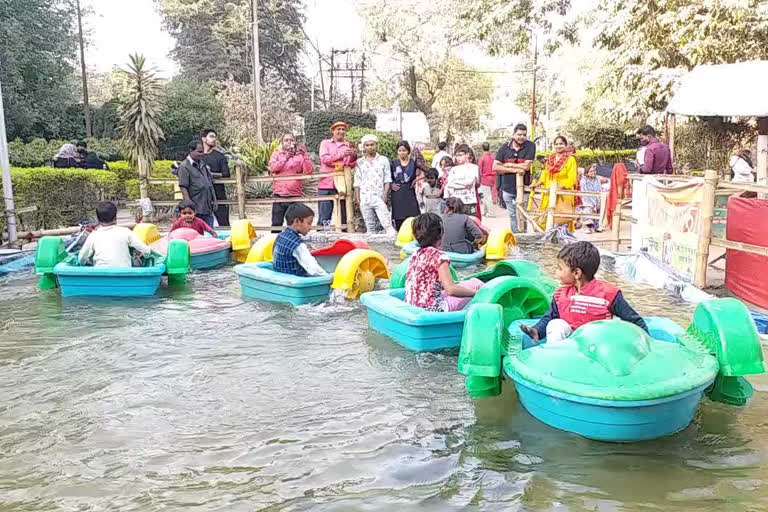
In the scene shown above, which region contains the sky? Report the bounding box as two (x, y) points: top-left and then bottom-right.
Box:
(88, 0), (361, 77)
(88, 0), (177, 76)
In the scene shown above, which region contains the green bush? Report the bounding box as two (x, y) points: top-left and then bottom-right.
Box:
(3, 167), (120, 230)
(8, 137), (124, 167)
(303, 111), (376, 154)
(125, 179), (176, 202)
(345, 127), (399, 160)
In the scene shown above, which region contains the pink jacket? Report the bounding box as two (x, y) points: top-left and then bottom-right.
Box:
(268, 149), (314, 197)
(318, 138), (357, 190)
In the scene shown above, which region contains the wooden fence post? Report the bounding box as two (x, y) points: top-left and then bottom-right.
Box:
(344, 166), (355, 232)
(235, 160), (247, 220)
(545, 181), (557, 231)
(515, 173), (525, 232)
(694, 169), (718, 289)
(332, 196), (342, 231)
(610, 210), (621, 252)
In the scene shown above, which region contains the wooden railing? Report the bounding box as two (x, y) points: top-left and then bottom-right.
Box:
(145, 161), (355, 232)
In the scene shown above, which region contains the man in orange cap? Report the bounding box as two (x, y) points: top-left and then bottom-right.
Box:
(318, 120), (357, 226)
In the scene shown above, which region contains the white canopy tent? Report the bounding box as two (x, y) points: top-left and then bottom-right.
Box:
(666, 60), (768, 183)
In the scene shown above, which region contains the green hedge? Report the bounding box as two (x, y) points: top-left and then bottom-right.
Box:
(3, 168), (120, 231)
(346, 127), (399, 160)
(304, 111), (376, 154)
(8, 137), (124, 167)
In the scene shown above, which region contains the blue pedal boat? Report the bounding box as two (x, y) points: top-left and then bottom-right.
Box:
(234, 240), (391, 306)
(34, 236), (190, 297)
(458, 298), (765, 442)
(361, 275), (551, 351)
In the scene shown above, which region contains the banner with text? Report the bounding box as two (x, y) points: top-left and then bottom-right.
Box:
(637, 178), (704, 282)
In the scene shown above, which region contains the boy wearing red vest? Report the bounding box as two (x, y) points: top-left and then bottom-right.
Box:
(521, 241), (647, 343)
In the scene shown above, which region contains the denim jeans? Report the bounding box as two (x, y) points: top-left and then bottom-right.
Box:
(197, 213), (215, 229)
(317, 188), (347, 227)
(501, 191), (518, 233)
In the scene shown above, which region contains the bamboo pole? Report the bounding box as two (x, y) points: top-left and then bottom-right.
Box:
(343, 166), (355, 232)
(545, 180), (557, 230)
(694, 169), (718, 288)
(235, 160), (247, 220)
(515, 204), (545, 233)
(18, 223), (137, 240)
(515, 173), (524, 232)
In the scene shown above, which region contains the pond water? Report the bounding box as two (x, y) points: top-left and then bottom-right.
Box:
(1, 240), (768, 511)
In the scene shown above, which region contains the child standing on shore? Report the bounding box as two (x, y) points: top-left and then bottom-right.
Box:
(78, 201), (152, 268)
(418, 168), (443, 214)
(272, 203), (328, 277)
(170, 200), (218, 237)
(405, 213), (484, 312)
(520, 241), (647, 343)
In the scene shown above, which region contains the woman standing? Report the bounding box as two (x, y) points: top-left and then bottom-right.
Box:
(268, 134), (313, 231)
(533, 135), (578, 229)
(390, 141), (421, 230)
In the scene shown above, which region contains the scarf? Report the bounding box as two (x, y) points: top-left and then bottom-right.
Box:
(547, 152), (570, 176)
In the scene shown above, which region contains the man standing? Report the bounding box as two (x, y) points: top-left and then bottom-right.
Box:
(430, 141), (450, 169)
(178, 139), (216, 228)
(354, 134), (396, 235)
(477, 142), (495, 216)
(493, 124), (535, 232)
(636, 125), (673, 174)
(318, 121), (357, 227)
(200, 128), (230, 227)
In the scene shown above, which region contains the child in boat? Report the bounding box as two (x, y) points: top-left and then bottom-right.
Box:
(405, 213), (484, 312)
(440, 197), (488, 254)
(418, 168), (443, 214)
(520, 241), (648, 343)
(170, 200), (218, 237)
(272, 203), (328, 277)
(78, 201), (152, 268)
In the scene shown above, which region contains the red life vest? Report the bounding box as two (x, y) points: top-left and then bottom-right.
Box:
(554, 279), (619, 331)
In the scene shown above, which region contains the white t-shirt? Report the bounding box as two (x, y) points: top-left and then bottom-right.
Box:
(444, 163), (478, 205)
(293, 243), (328, 276)
(730, 155), (754, 183)
(78, 225), (152, 268)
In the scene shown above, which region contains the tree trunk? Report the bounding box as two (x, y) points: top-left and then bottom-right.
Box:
(138, 158), (150, 200)
(426, 111), (441, 146)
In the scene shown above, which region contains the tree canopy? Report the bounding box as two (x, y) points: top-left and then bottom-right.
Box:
(0, 0), (80, 139)
(592, 0), (768, 120)
(154, 0), (308, 108)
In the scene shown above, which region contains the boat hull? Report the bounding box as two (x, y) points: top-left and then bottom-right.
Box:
(54, 263), (166, 297)
(509, 374), (714, 442)
(234, 262), (332, 305)
(360, 289), (466, 351)
(190, 247), (231, 270)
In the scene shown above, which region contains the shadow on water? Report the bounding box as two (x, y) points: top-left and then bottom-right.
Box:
(0, 241), (767, 510)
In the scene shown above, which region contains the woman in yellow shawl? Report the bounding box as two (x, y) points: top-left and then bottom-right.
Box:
(531, 135), (578, 229)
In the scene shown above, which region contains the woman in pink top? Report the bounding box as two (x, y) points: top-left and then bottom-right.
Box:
(318, 121), (357, 227)
(269, 133), (314, 231)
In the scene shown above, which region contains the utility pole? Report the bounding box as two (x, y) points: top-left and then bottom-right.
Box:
(76, 0), (91, 137)
(359, 54), (365, 113)
(318, 53), (327, 110)
(0, 81), (18, 245)
(329, 48), (335, 108)
(530, 32), (538, 141)
(251, 0), (263, 143)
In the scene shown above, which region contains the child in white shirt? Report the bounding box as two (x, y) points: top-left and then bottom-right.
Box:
(78, 201), (152, 268)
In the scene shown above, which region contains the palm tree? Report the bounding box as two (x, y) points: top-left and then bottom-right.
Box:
(118, 54), (164, 201)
